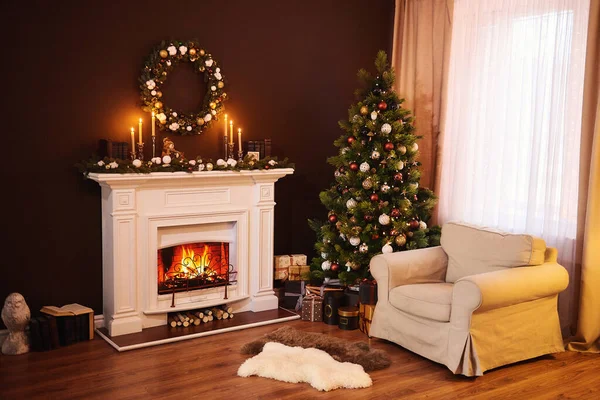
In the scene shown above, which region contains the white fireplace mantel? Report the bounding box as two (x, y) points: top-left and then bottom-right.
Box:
(88, 168), (294, 336)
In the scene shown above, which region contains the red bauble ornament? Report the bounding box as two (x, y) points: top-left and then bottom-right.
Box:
(394, 172), (403, 181)
(264, 165), (270, 169)
(384, 142), (395, 151)
(328, 214), (338, 223)
(378, 101), (388, 110)
(331, 263), (340, 272)
(390, 229), (399, 236)
(364, 214), (373, 222)
(390, 208), (400, 218)
(342, 188), (349, 195)
(347, 136), (356, 145)
(409, 220), (420, 229)
(370, 193), (379, 202)
(371, 233), (380, 240)
(349, 162), (359, 172)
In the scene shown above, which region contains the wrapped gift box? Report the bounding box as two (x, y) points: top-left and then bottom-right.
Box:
(301, 294), (323, 322)
(289, 265), (310, 281)
(359, 280), (378, 305)
(274, 254), (307, 268)
(283, 280), (305, 310)
(274, 267), (289, 281)
(359, 303), (375, 336)
(344, 287), (360, 307)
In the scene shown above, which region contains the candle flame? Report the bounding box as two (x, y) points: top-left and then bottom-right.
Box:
(152, 111), (155, 117)
(131, 127), (134, 132)
(139, 118), (142, 123)
(238, 128), (241, 133)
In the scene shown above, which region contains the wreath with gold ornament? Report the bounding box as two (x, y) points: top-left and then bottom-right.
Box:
(139, 39), (227, 135)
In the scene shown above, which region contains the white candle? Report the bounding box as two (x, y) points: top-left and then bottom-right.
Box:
(229, 120), (233, 143)
(224, 114), (228, 139)
(138, 118), (143, 144)
(151, 112), (155, 137)
(130, 127), (135, 153)
(238, 128), (242, 152)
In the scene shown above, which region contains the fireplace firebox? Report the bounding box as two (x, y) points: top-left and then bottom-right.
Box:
(157, 242), (235, 296)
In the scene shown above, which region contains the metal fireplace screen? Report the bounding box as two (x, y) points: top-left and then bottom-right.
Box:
(157, 242), (234, 295)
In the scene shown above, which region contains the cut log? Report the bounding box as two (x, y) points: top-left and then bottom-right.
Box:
(222, 305), (233, 314)
(169, 318), (178, 328)
(208, 315), (214, 321)
(222, 312), (229, 319)
(186, 313), (196, 323)
(195, 311), (204, 319)
(177, 321), (182, 326)
(202, 316), (209, 323)
(211, 308), (224, 319)
(177, 313), (189, 322)
(228, 313), (234, 319)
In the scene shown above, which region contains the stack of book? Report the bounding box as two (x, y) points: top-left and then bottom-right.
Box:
(98, 139), (130, 160)
(244, 139), (272, 159)
(29, 303), (94, 351)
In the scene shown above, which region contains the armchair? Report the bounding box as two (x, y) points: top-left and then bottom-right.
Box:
(369, 222), (568, 376)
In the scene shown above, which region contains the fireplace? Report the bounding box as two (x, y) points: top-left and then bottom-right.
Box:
(87, 169), (294, 338)
(157, 242), (234, 295)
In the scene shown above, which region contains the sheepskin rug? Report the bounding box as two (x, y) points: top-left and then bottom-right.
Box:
(241, 325), (391, 371)
(238, 342), (373, 391)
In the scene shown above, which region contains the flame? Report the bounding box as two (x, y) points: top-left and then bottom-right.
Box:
(179, 244), (211, 275)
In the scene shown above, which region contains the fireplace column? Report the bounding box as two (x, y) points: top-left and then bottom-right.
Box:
(248, 180), (279, 311)
(100, 184), (144, 336)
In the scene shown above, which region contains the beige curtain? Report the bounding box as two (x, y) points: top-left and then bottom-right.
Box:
(568, 0), (600, 353)
(392, 0), (453, 222)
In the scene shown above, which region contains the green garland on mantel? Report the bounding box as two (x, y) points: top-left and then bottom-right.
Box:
(77, 154), (294, 177)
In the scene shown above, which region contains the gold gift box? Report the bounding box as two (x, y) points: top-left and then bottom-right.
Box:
(289, 265), (310, 281)
(359, 303), (375, 336)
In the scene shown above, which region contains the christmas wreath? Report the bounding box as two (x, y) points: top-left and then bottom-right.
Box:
(139, 39), (227, 135)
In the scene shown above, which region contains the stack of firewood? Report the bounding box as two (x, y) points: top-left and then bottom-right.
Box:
(168, 305), (234, 328)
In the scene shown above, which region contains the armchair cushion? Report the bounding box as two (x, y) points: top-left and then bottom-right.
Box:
(389, 283), (454, 322)
(441, 222), (547, 282)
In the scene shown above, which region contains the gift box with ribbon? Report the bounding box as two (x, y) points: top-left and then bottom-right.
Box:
(359, 279), (378, 305)
(359, 303), (375, 336)
(283, 280), (305, 310)
(301, 293), (323, 322)
(289, 265), (310, 281)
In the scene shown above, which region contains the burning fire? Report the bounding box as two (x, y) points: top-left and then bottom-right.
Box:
(180, 245), (210, 275)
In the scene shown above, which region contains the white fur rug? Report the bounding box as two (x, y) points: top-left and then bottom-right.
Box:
(237, 342), (372, 391)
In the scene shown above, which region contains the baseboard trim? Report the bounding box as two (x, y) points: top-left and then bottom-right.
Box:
(94, 314), (105, 329)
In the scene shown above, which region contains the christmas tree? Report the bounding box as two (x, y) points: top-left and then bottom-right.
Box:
(309, 51), (441, 284)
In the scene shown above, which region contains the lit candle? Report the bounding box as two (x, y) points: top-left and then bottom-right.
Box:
(130, 127), (135, 153)
(138, 118), (143, 144)
(238, 128), (242, 152)
(151, 112), (155, 137)
(229, 120), (233, 143)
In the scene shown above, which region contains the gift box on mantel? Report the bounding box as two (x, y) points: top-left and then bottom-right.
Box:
(301, 294), (323, 322)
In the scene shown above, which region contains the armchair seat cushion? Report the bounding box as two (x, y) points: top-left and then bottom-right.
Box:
(389, 283), (454, 322)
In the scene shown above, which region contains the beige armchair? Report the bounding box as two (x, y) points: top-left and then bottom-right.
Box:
(369, 221), (569, 376)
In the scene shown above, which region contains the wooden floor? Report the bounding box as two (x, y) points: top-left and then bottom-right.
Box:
(1, 319), (599, 399)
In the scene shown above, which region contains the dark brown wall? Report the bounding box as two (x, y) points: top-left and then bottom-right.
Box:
(0, 0), (394, 323)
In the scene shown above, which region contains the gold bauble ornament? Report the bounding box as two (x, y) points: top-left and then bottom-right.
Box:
(159, 118), (167, 124)
(199, 66), (205, 72)
(351, 262), (361, 271)
(154, 101), (163, 109)
(159, 50), (168, 58)
(360, 106), (369, 115)
(398, 145), (407, 155)
(209, 102), (216, 109)
(197, 118), (205, 125)
(217, 81), (225, 88)
(199, 49), (206, 56)
(395, 234), (407, 246)
(156, 91), (162, 98)
(189, 48), (197, 56)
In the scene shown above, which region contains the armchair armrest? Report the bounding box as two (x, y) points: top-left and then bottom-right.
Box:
(452, 262), (569, 314)
(370, 246), (448, 303)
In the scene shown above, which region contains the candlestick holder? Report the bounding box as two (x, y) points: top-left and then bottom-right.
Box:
(137, 142), (144, 161)
(152, 136), (156, 158)
(130, 150), (136, 161)
(223, 135), (228, 159)
(227, 142), (235, 160)
(237, 149), (244, 162)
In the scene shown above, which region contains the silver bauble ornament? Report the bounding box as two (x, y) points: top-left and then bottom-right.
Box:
(321, 260), (332, 270)
(321, 252), (328, 259)
(398, 145), (407, 155)
(410, 182), (419, 190)
(397, 161), (405, 170)
(359, 243), (368, 253)
(382, 244), (393, 254)
(346, 198), (357, 210)
(334, 170), (342, 178)
(359, 162), (370, 173)
(378, 214), (391, 225)
(206, 162), (214, 171)
(362, 178), (373, 190)
(371, 150), (380, 159)
(419, 221), (427, 230)
(370, 111), (378, 120)
(381, 123), (392, 134)
(349, 236), (361, 246)
(411, 143), (419, 152)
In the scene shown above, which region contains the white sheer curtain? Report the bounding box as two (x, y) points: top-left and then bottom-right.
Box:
(438, 0), (590, 329)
